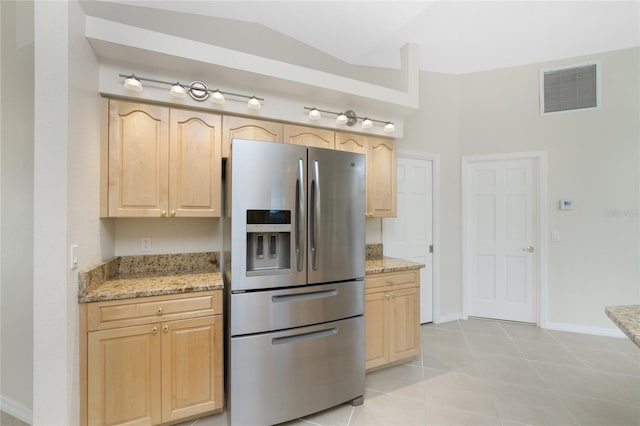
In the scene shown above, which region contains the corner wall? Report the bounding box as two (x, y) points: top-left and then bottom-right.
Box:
(0, 1), (34, 421)
(459, 48), (640, 330)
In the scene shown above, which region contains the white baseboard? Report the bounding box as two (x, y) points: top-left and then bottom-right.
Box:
(434, 312), (462, 324)
(543, 321), (626, 338)
(1, 395), (33, 425)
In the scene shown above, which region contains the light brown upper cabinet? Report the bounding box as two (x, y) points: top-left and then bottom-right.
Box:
(169, 109), (222, 217)
(284, 124), (335, 149)
(335, 132), (365, 154)
(222, 116), (283, 158)
(104, 100), (222, 218)
(365, 136), (397, 218)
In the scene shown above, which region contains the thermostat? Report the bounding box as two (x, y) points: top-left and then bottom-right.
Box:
(559, 199), (573, 210)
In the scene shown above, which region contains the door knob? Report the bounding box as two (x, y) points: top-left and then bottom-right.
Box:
(526, 245), (535, 253)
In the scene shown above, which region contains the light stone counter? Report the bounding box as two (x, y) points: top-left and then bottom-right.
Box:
(365, 257), (425, 275)
(605, 305), (640, 348)
(78, 252), (222, 303)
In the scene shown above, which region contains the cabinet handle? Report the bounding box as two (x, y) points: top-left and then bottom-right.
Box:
(171, 210), (176, 217)
(163, 325), (169, 333)
(157, 307), (163, 315)
(151, 326), (158, 334)
(161, 210), (167, 217)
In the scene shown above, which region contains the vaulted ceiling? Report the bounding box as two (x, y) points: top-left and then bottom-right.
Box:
(94, 0), (639, 75)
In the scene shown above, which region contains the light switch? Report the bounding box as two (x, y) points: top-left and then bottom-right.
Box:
(70, 245), (78, 270)
(551, 231), (560, 241)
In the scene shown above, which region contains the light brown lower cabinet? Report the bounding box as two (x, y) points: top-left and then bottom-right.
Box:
(365, 270), (420, 371)
(81, 291), (223, 426)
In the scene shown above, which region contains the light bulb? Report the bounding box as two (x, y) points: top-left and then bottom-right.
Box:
(248, 96), (261, 110)
(362, 118), (373, 129)
(124, 76), (142, 92)
(383, 122), (395, 133)
(336, 113), (348, 125)
(308, 108), (321, 121)
(211, 90), (225, 104)
(170, 83), (187, 98)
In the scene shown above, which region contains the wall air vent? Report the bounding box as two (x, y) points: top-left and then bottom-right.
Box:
(540, 62), (600, 114)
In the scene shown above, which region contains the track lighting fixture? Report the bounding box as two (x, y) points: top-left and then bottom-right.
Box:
(120, 73), (264, 110)
(303, 107), (395, 133)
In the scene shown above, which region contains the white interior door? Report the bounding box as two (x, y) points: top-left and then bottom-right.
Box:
(466, 158), (537, 323)
(383, 156), (433, 323)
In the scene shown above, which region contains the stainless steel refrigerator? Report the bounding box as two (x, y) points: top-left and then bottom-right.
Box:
(223, 139), (366, 426)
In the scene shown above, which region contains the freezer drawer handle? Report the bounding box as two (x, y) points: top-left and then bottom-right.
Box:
(272, 289), (337, 303)
(272, 327), (338, 346)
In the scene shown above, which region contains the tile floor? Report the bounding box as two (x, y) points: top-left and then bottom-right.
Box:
(2, 319), (637, 426)
(181, 318), (640, 426)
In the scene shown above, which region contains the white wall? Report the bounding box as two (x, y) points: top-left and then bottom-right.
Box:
(66, 1), (105, 423)
(114, 219), (219, 256)
(458, 48), (640, 330)
(401, 72), (462, 319)
(0, 0), (34, 421)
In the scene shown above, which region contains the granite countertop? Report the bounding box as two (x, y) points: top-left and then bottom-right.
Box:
(78, 252), (223, 303)
(605, 305), (640, 348)
(365, 257), (425, 275)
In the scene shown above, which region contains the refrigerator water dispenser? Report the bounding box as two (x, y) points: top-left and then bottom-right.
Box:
(246, 210), (291, 275)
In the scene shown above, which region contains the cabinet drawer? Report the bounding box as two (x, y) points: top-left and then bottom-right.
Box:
(365, 270), (418, 292)
(87, 291), (221, 331)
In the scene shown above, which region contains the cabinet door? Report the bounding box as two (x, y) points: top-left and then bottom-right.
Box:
(365, 291), (389, 370)
(335, 132), (365, 154)
(108, 100), (169, 217)
(169, 110), (222, 217)
(222, 116), (283, 158)
(161, 315), (223, 422)
(366, 137), (397, 217)
(284, 124), (335, 149)
(389, 287), (420, 362)
(88, 324), (161, 426)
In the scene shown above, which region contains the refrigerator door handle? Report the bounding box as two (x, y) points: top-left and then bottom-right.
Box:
(311, 160), (320, 270)
(295, 158), (305, 272)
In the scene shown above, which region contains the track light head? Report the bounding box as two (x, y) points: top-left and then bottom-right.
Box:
(124, 75), (142, 92)
(383, 122), (395, 133)
(308, 108), (322, 121)
(211, 90), (225, 104)
(170, 83), (187, 98)
(361, 118), (373, 129)
(247, 96), (262, 110)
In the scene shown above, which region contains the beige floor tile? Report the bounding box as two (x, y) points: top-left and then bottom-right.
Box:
(0, 412), (28, 426)
(547, 330), (615, 350)
(558, 393), (640, 426)
(193, 411), (227, 426)
(425, 405), (502, 426)
(465, 333), (523, 358)
(461, 318), (508, 337)
(474, 354), (547, 388)
(601, 336), (640, 357)
(486, 380), (578, 425)
(530, 360), (623, 402)
(422, 344), (482, 376)
(349, 392), (427, 426)
(301, 403), (354, 426)
(422, 326), (470, 352)
(497, 322), (557, 344)
(365, 363), (424, 393)
(432, 320), (463, 332)
(513, 338), (586, 367)
(569, 346), (640, 376)
(596, 370), (640, 407)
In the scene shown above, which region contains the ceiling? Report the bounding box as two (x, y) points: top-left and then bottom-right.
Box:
(100, 0), (639, 75)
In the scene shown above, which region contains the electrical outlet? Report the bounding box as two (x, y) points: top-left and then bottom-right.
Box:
(140, 237), (152, 252)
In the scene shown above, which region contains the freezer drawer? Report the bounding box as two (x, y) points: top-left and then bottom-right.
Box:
(230, 280), (364, 336)
(228, 316), (364, 426)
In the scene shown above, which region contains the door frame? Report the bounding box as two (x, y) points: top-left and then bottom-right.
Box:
(395, 149), (441, 323)
(461, 151), (548, 326)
